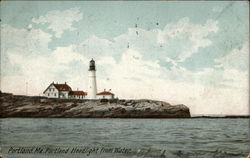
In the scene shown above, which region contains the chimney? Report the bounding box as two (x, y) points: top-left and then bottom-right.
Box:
(65, 82), (67, 84)
(77, 88), (79, 91)
(104, 89), (106, 92)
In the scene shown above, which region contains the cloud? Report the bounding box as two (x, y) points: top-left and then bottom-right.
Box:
(1, 23), (52, 93)
(52, 45), (88, 64)
(77, 35), (119, 60)
(1, 24), (52, 56)
(1, 24), (89, 95)
(212, 42), (249, 90)
(32, 7), (83, 38)
(5, 52), (57, 95)
(214, 42), (249, 71)
(111, 17), (219, 66)
(3, 45), (89, 95)
(97, 50), (162, 99)
(113, 49), (161, 79)
(1, 23), (53, 82)
(97, 56), (116, 66)
(157, 18), (219, 62)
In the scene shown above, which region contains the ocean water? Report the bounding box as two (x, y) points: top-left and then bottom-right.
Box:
(0, 118), (249, 158)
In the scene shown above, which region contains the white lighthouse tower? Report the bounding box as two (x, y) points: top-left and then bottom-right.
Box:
(87, 59), (97, 99)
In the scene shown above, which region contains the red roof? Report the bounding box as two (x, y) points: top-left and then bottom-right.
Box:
(43, 82), (72, 93)
(69, 91), (87, 96)
(96, 91), (114, 96)
(53, 83), (72, 91)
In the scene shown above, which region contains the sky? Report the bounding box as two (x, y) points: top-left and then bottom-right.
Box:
(0, 1), (249, 115)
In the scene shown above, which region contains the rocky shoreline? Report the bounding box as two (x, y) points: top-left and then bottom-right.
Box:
(0, 93), (191, 118)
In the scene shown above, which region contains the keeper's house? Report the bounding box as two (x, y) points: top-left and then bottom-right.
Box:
(43, 82), (87, 99)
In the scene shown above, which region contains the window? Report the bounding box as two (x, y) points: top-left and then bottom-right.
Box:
(54, 93), (56, 96)
(48, 93), (50, 96)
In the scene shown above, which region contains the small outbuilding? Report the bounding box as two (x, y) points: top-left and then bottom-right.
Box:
(96, 90), (115, 99)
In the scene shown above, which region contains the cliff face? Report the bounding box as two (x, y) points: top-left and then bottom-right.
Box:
(0, 93), (191, 118)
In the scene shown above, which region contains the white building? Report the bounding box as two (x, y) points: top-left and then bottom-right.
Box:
(43, 82), (72, 99)
(87, 59), (97, 99)
(96, 90), (115, 99)
(68, 91), (87, 99)
(43, 82), (87, 99)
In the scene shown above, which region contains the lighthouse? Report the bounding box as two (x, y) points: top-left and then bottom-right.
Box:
(87, 59), (97, 99)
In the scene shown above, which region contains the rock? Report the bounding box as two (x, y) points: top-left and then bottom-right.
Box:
(0, 93), (191, 118)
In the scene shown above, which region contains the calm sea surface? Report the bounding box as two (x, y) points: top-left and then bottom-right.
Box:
(0, 118), (249, 158)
